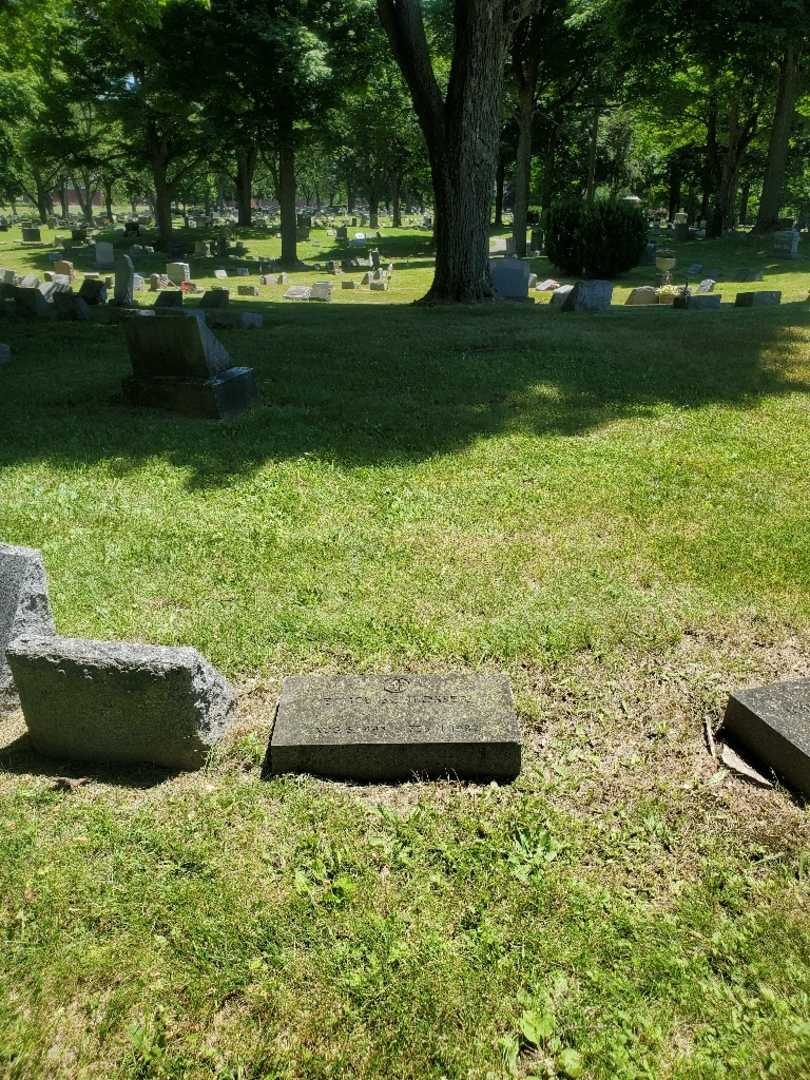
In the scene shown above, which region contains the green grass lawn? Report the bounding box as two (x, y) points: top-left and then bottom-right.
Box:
(1, 225), (809, 1078)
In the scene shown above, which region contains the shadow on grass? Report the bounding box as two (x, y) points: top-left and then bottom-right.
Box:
(0, 732), (179, 789)
(1, 299), (809, 489)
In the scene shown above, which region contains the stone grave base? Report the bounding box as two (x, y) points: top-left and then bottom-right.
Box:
(122, 365), (258, 419)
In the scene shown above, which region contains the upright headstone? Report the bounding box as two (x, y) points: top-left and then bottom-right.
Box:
(21, 227), (42, 243)
(95, 240), (115, 269)
(489, 258), (530, 300)
(113, 252), (135, 306)
(154, 291), (183, 309)
(200, 288), (230, 309)
(0, 543), (55, 691)
(166, 262), (191, 285)
(265, 674), (521, 782)
(78, 278), (108, 305)
(54, 259), (75, 281)
(122, 311), (258, 418)
(311, 281), (333, 302)
(773, 229), (800, 259)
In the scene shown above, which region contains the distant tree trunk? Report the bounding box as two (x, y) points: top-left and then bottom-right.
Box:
(512, 90), (535, 257)
(235, 144), (257, 226)
(539, 127), (558, 213)
(710, 99), (758, 237)
(755, 42), (802, 232)
(368, 185), (379, 228)
(584, 106), (600, 202)
(103, 179), (114, 220)
(58, 177), (69, 219)
(667, 157), (681, 221)
(32, 169), (51, 223)
(346, 175), (355, 211)
(278, 119), (298, 267)
(392, 173), (402, 226)
(72, 171), (96, 224)
(739, 178), (751, 225)
(494, 157), (506, 226)
(702, 89), (718, 225)
(379, 0), (522, 303)
(154, 172), (173, 249)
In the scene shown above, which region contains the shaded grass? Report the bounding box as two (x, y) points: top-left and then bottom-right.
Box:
(0, 227), (809, 1077)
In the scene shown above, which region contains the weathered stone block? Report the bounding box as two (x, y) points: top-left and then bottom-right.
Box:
(625, 286), (658, 306)
(560, 280), (613, 313)
(266, 674), (521, 783)
(7, 635), (235, 770)
(724, 679), (810, 796)
(0, 544), (55, 690)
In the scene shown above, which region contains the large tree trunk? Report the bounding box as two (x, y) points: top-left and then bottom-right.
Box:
(236, 144), (257, 226)
(379, 0), (523, 303)
(755, 43), (802, 232)
(103, 179), (114, 220)
(512, 88), (534, 257)
(278, 120), (298, 268)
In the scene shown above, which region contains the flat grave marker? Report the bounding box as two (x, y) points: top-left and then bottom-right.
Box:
(724, 679), (810, 797)
(266, 673), (521, 783)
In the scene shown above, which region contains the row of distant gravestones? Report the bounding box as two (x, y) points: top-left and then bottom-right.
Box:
(1, 542), (807, 794)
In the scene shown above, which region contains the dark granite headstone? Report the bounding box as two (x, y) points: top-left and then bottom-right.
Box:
(724, 679), (810, 796)
(200, 288), (230, 309)
(735, 291), (782, 307)
(123, 312), (257, 418)
(21, 227), (42, 243)
(54, 292), (91, 321)
(78, 278), (108, 305)
(154, 291), (183, 309)
(266, 673), (521, 782)
(125, 311), (231, 379)
(0, 543), (55, 690)
(673, 293), (721, 310)
(13, 286), (53, 319)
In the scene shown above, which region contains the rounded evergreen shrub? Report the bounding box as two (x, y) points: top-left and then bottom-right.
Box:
(544, 197), (647, 277)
